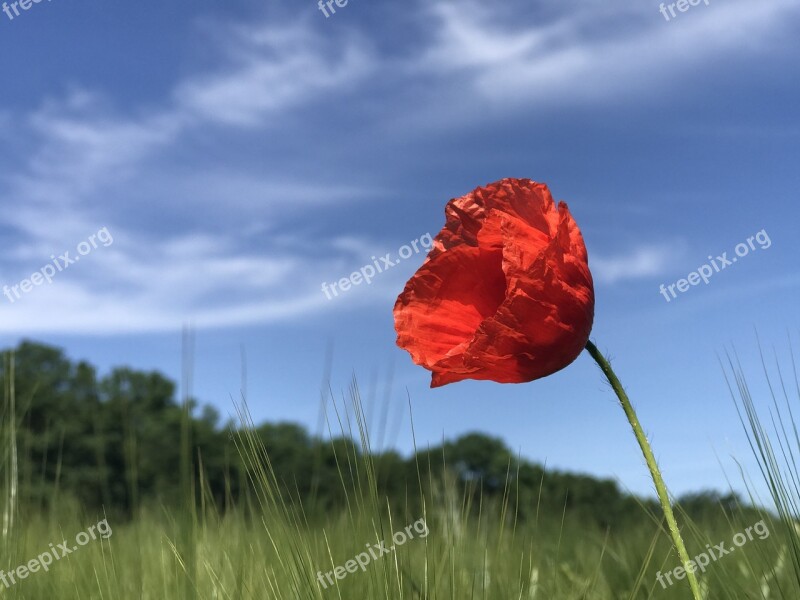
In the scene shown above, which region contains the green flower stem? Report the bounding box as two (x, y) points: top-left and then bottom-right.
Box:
(585, 340), (701, 600)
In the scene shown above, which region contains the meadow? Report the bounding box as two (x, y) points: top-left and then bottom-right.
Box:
(1, 340), (798, 599)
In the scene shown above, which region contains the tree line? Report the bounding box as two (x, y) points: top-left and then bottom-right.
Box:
(0, 340), (742, 528)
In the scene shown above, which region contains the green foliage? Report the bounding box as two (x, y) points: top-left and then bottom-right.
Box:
(0, 339), (796, 598)
(0, 340), (739, 532)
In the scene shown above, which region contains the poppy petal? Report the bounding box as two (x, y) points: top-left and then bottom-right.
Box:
(394, 178), (595, 388)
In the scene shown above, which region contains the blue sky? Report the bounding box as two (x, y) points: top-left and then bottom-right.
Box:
(1, 0), (799, 498)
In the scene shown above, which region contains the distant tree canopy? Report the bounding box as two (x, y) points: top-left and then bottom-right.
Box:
(0, 340), (742, 528)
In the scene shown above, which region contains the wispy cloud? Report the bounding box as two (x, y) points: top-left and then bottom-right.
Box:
(0, 19), (377, 334)
(174, 22), (374, 126)
(417, 0), (800, 108)
(591, 244), (681, 285)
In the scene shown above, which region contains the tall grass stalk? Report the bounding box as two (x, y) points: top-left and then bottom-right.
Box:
(724, 337), (800, 595)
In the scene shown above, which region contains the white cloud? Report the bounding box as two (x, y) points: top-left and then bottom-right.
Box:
(0, 18), (378, 335)
(418, 0), (800, 108)
(0, 231), (337, 334)
(174, 22), (373, 126)
(591, 244), (680, 285)
(0, 226), (421, 334)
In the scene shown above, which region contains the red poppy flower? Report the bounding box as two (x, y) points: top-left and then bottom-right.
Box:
(393, 178), (594, 387)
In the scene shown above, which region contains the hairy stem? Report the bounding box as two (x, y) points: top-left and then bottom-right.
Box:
(585, 340), (701, 600)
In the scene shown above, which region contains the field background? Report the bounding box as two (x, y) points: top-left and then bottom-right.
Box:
(2, 340), (798, 599)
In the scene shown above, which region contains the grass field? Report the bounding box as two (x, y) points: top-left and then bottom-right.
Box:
(0, 471), (793, 599)
(2, 351), (800, 599)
